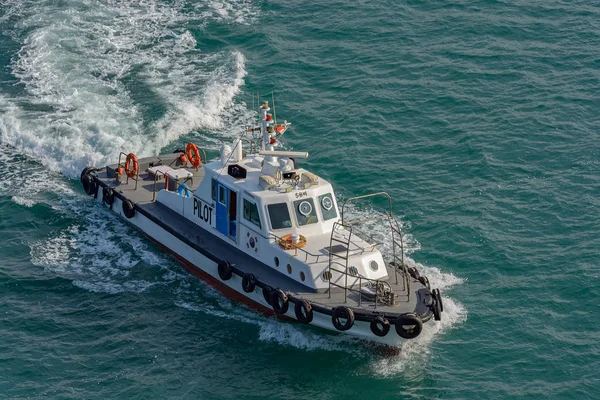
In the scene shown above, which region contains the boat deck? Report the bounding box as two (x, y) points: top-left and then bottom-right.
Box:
(97, 152), (206, 204)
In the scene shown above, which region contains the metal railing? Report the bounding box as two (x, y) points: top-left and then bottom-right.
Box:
(328, 265), (393, 309)
(328, 191), (411, 303)
(151, 171), (194, 201)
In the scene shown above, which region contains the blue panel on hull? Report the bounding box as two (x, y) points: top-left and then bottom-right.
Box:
(216, 183), (228, 236)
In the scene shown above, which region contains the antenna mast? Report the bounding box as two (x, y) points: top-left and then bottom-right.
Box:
(272, 91), (277, 125)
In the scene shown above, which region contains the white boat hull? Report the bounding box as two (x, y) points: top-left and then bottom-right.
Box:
(96, 186), (412, 348)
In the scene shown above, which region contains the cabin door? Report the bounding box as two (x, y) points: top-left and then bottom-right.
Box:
(215, 182), (237, 241)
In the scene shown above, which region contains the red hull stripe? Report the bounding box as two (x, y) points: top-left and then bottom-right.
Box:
(148, 237), (293, 320)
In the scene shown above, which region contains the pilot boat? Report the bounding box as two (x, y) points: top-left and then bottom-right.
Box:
(80, 101), (443, 348)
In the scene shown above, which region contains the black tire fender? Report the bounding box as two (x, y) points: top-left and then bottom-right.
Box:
(217, 260), (233, 281)
(122, 199), (135, 219)
(432, 299), (442, 321)
(418, 276), (430, 289)
(370, 316), (390, 337)
(433, 288), (444, 312)
(332, 306), (355, 331)
(395, 313), (423, 339)
(80, 167), (97, 196)
(271, 289), (289, 315)
(408, 267), (420, 280)
(82, 174), (98, 197)
(294, 299), (313, 324)
(262, 285), (274, 305)
(242, 273), (257, 293)
(80, 167), (94, 185)
(103, 187), (114, 206)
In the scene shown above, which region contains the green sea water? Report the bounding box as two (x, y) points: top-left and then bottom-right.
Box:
(0, 0), (599, 398)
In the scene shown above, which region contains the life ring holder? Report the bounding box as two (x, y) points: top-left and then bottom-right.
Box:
(185, 142), (205, 170)
(278, 234), (307, 250)
(116, 152), (141, 190)
(125, 153), (138, 178)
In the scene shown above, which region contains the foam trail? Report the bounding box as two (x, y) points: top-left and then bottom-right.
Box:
(0, 0), (256, 177)
(343, 200), (467, 371)
(175, 295), (357, 352)
(370, 295), (467, 376)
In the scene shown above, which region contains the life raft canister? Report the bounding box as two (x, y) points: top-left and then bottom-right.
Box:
(186, 143), (201, 169)
(125, 153), (139, 179)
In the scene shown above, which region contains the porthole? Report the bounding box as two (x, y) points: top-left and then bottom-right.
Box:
(298, 201), (312, 216)
(321, 195), (333, 210)
(369, 260), (379, 272)
(300, 271), (306, 282)
(274, 257), (280, 267)
(287, 264), (293, 274)
(321, 271), (332, 282)
(348, 266), (358, 276)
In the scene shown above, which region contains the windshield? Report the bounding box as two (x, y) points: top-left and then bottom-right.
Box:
(268, 203), (292, 229)
(294, 198), (318, 226)
(318, 193), (337, 220)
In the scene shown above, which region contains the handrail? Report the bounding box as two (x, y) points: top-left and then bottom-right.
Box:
(151, 168), (194, 201)
(235, 221), (329, 264)
(340, 192), (393, 225)
(332, 191), (411, 302)
(328, 266), (393, 310)
(268, 232), (328, 263)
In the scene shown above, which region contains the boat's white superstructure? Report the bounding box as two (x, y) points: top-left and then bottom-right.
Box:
(80, 100), (443, 348)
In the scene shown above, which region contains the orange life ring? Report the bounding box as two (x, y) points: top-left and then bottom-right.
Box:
(186, 143), (201, 169)
(125, 153), (138, 178)
(278, 234), (307, 250)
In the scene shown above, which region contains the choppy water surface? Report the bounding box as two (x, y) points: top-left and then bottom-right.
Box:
(0, 0), (598, 398)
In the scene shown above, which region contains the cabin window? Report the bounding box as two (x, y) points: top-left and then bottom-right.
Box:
(318, 193), (337, 221)
(219, 185), (226, 205)
(268, 203), (292, 230)
(211, 179), (217, 201)
(294, 198), (318, 226)
(243, 199), (262, 228)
